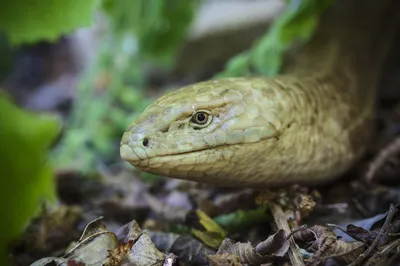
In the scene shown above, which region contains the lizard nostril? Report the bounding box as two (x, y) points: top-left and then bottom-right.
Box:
(142, 138), (149, 147)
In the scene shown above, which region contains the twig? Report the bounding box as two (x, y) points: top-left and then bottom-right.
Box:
(365, 238), (400, 265)
(269, 202), (305, 266)
(365, 136), (400, 183)
(377, 238), (400, 255)
(287, 224), (308, 239)
(347, 204), (398, 266)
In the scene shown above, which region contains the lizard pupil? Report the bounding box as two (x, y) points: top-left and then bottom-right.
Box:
(193, 112), (208, 125)
(197, 113), (206, 121)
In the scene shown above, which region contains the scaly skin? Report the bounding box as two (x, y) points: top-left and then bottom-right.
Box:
(120, 0), (398, 188)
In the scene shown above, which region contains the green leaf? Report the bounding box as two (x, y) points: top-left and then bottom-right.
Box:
(192, 209), (226, 249)
(0, 0), (100, 45)
(213, 207), (270, 232)
(0, 93), (61, 265)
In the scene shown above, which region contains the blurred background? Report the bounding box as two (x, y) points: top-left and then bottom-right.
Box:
(2, 1), (400, 265)
(1, 0), (290, 175)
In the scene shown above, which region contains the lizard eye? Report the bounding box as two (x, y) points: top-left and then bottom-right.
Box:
(190, 111), (212, 128)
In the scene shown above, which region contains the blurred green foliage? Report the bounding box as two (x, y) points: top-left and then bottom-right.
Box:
(0, 1), (98, 265)
(51, 36), (151, 172)
(216, 0), (332, 78)
(0, 0), (100, 45)
(103, 0), (200, 65)
(0, 36), (12, 80)
(0, 93), (61, 265)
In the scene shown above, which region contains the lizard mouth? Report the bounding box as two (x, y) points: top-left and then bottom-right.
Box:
(120, 143), (213, 167)
(120, 137), (277, 168)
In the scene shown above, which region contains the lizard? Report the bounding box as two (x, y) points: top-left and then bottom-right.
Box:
(120, 0), (399, 188)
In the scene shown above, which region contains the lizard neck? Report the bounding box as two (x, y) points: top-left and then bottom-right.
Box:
(282, 0), (398, 88)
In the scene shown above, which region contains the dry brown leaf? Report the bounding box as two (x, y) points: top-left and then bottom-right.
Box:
(216, 230), (289, 265)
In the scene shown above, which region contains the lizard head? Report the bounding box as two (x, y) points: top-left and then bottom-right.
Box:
(120, 78), (291, 186)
